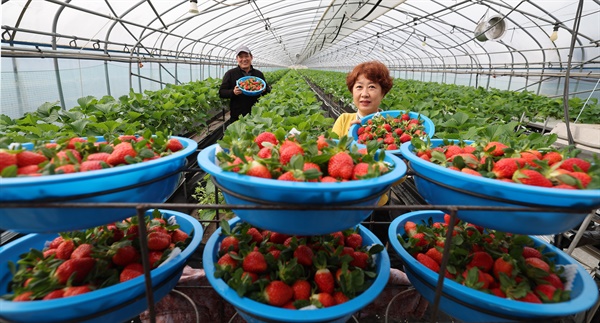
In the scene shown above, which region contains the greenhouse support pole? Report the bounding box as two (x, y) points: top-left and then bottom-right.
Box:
(561, 0), (585, 147)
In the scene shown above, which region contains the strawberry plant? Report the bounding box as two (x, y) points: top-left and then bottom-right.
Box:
(213, 219), (384, 309)
(1, 209), (193, 302)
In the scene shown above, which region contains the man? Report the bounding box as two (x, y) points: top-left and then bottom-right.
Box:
(219, 45), (270, 123)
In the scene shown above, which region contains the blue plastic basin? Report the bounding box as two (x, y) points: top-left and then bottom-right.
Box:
(197, 143), (407, 235)
(348, 110), (435, 156)
(236, 76), (266, 97)
(388, 210), (599, 322)
(0, 209), (203, 323)
(0, 136), (197, 233)
(203, 216), (390, 323)
(400, 139), (600, 235)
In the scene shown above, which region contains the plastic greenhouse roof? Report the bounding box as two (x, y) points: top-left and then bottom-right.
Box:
(1, 0), (599, 75)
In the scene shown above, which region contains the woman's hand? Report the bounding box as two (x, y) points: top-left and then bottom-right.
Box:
(233, 86), (242, 96)
(350, 119), (361, 125)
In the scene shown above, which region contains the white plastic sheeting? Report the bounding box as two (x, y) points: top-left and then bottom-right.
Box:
(2, 0), (598, 71)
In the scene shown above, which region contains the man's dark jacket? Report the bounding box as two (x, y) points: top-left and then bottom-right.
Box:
(219, 65), (270, 122)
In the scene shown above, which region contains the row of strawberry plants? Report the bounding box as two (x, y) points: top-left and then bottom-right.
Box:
(300, 70), (600, 139)
(0, 71), (289, 146)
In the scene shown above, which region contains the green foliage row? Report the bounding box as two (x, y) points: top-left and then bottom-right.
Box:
(300, 70), (600, 140)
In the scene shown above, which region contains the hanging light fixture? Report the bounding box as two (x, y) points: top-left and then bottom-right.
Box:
(189, 0), (199, 14)
(422, 36), (427, 46)
(549, 24), (559, 42)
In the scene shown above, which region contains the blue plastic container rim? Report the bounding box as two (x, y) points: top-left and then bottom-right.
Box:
(388, 210), (599, 318)
(0, 209), (203, 316)
(204, 217), (390, 322)
(400, 139), (600, 204)
(348, 110), (436, 141)
(0, 136), (197, 187)
(198, 143), (407, 192)
(236, 76), (266, 95)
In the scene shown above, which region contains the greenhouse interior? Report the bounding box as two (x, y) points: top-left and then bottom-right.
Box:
(1, 0), (600, 322)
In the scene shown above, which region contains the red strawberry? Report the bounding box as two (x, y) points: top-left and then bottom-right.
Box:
(43, 248), (57, 259)
(399, 133), (412, 143)
(67, 137), (87, 149)
(49, 236), (64, 249)
(216, 252), (239, 271)
(63, 285), (92, 297)
(293, 245), (314, 266)
(246, 227), (263, 244)
(13, 291), (34, 302)
(112, 244), (139, 266)
(71, 243), (93, 259)
(543, 273), (564, 290)
(220, 236), (239, 254)
(516, 291), (542, 303)
(317, 135), (329, 150)
(542, 151), (563, 165)
(245, 160), (272, 179)
(467, 251), (494, 272)
(345, 233), (363, 249)
(56, 239), (75, 260)
(490, 288), (506, 298)
(278, 171), (301, 181)
(269, 232), (290, 244)
(320, 176), (338, 182)
(17, 165), (40, 175)
(350, 251), (369, 269)
(310, 292), (335, 308)
(80, 160), (106, 172)
(484, 142), (508, 156)
(242, 251), (267, 274)
(257, 147), (272, 159)
(279, 143), (304, 165)
(54, 258), (96, 284)
(291, 279), (311, 301)
(333, 291), (349, 305)
(147, 231), (171, 251)
(569, 172), (592, 188)
(16, 151), (48, 167)
(165, 138), (184, 152)
(254, 132), (278, 149)
(525, 257), (550, 272)
(171, 229), (189, 243)
(492, 158), (523, 179)
(522, 246), (542, 259)
(513, 169), (552, 187)
(412, 232), (429, 247)
(461, 168), (482, 176)
(86, 152), (111, 162)
(493, 256), (514, 279)
(425, 247), (443, 265)
(404, 221), (418, 237)
(148, 251), (163, 268)
(107, 142), (137, 166)
(444, 145), (463, 159)
(119, 263), (144, 282)
(264, 280), (293, 307)
(560, 157), (591, 173)
(328, 152), (354, 180)
(42, 289), (65, 300)
(55, 164), (76, 174)
(53, 149), (82, 164)
(314, 267), (335, 293)
(534, 284), (557, 301)
(416, 253), (440, 272)
(351, 162), (369, 180)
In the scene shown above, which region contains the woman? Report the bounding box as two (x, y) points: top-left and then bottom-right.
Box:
(332, 61), (393, 138)
(332, 61), (394, 244)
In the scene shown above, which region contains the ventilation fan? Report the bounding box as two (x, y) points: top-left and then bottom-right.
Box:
(474, 15), (507, 42)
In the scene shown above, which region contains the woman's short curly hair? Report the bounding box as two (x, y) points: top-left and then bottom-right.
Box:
(346, 61), (393, 95)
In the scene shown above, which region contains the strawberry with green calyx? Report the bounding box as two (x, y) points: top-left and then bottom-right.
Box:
(54, 257), (96, 285)
(262, 280), (294, 307)
(109, 241), (139, 266)
(278, 155), (322, 182)
(119, 263), (144, 283)
(313, 253), (335, 294)
(277, 258), (305, 285)
(254, 131), (278, 149)
(513, 169), (552, 187)
(310, 292), (335, 308)
(242, 250), (268, 274)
